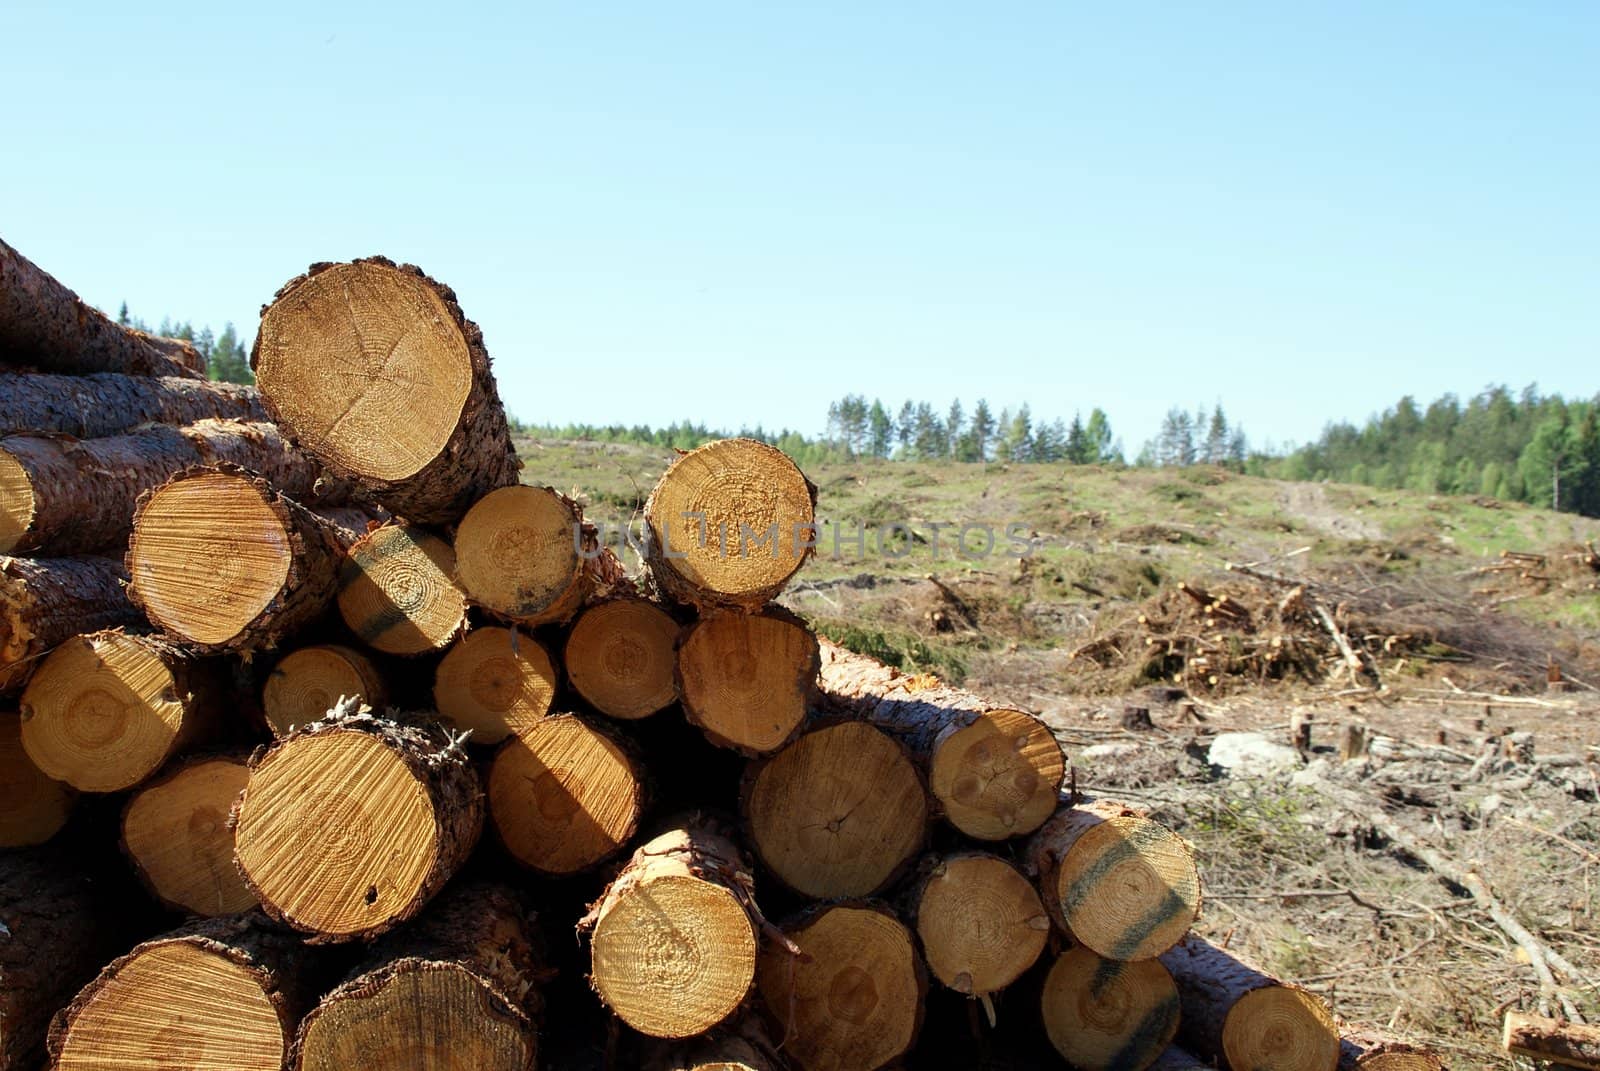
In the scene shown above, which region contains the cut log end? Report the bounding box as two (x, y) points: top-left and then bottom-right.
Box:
(236, 722), (475, 939)
(338, 524), (468, 655)
(434, 627), (556, 745)
(122, 757), (255, 916)
(52, 940), (290, 1071)
(757, 904), (925, 1071)
(1036, 802), (1202, 962)
(744, 721), (928, 899)
(263, 645), (387, 737)
(914, 853), (1047, 996)
(0, 443), (35, 555)
(1226, 984), (1340, 1071)
(565, 596), (681, 720)
(1041, 946), (1181, 1071)
(678, 609), (818, 753)
(645, 438), (816, 611)
(255, 260), (473, 485)
(930, 707), (1064, 840)
(19, 632), (195, 793)
(0, 710), (73, 847)
(128, 470), (294, 647)
(296, 962), (535, 1071)
(455, 484), (589, 626)
(488, 713), (644, 875)
(589, 825), (759, 1039)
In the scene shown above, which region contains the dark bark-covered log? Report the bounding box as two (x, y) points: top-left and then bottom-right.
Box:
(295, 882), (545, 1071)
(121, 753), (255, 916)
(1040, 945), (1181, 1071)
(1, 419), (350, 556)
(488, 712), (647, 875)
(0, 371), (264, 438)
(251, 257), (521, 525)
(818, 638), (1064, 840)
(1160, 935), (1340, 1071)
(1147, 1045), (1214, 1071)
(907, 852), (1048, 998)
(262, 643), (388, 737)
(0, 238), (200, 379)
(679, 606), (819, 754)
(0, 554), (139, 695)
(127, 466), (374, 654)
(337, 522), (469, 655)
(742, 719), (929, 899)
(454, 484), (624, 627)
(644, 437), (817, 613)
(434, 626), (557, 744)
(130, 328), (208, 377)
(564, 592), (682, 720)
(1502, 1011), (1600, 1070)
(644, 1016), (789, 1071)
(0, 849), (131, 1071)
(581, 819), (760, 1039)
(756, 901), (927, 1071)
(1026, 797), (1201, 963)
(19, 630), (223, 792)
(0, 709), (74, 847)
(48, 913), (320, 1071)
(1341, 1027), (1445, 1071)
(234, 701), (483, 942)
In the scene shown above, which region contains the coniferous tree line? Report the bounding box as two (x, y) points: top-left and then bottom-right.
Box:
(115, 302), (254, 384)
(1251, 384), (1600, 517)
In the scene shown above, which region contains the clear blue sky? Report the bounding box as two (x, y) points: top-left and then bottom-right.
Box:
(3, 2), (1596, 453)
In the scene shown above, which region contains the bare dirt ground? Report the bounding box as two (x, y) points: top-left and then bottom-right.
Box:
(528, 438), (1600, 1068)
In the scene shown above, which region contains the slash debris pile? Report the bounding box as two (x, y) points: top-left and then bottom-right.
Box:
(1, 238), (1441, 1070)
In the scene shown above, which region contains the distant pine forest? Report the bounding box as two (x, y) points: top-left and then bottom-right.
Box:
(130, 308), (1598, 519)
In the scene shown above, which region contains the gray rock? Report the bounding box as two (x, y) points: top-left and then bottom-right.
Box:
(1209, 731), (1305, 775)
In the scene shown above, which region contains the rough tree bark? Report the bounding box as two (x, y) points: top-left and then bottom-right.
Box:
(0, 709), (74, 848)
(0, 238), (201, 379)
(251, 257), (521, 525)
(0, 554), (140, 695)
(0, 371), (264, 438)
(818, 638), (1064, 841)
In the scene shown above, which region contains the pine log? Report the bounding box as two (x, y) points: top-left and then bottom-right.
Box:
(0, 709), (74, 847)
(234, 702), (483, 941)
(251, 257), (521, 525)
(19, 630), (223, 793)
(454, 484), (624, 627)
(1160, 935), (1340, 1071)
(564, 593), (682, 720)
(1, 418), (349, 556)
(337, 522), (469, 655)
(0, 850), (131, 1071)
(818, 638), (1065, 840)
(582, 820), (760, 1039)
(679, 606), (819, 754)
(48, 913), (319, 1071)
(127, 466), (373, 653)
(434, 626), (557, 744)
(0, 238), (200, 379)
(262, 643), (388, 737)
(0, 371), (264, 438)
(756, 901), (927, 1071)
(908, 852), (1048, 997)
(487, 712), (646, 875)
(121, 753), (255, 916)
(295, 882), (545, 1071)
(644, 1016), (788, 1071)
(1027, 797), (1201, 962)
(1341, 1027), (1445, 1071)
(1502, 1011), (1600, 1070)
(131, 328), (208, 377)
(1040, 945), (1181, 1071)
(644, 437), (817, 613)
(742, 719), (929, 898)
(0, 554), (140, 694)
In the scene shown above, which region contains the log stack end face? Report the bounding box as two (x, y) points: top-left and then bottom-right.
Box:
(0, 444), (34, 554)
(931, 706), (1065, 840)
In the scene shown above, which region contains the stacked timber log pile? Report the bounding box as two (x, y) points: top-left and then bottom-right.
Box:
(0, 239), (1445, 1071)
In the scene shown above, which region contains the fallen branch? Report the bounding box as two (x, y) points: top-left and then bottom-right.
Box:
(1504, 1010), (1600, 1069)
